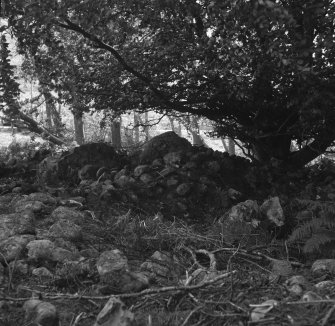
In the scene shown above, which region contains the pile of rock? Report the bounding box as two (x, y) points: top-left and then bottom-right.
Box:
(38, 132), (251, 219)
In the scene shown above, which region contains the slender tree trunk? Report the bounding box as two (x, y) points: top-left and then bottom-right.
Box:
(111, 119), (121, 149)
(221, 138), (229, 152)
(143, 111), (150, 141)
(134, 112), (140, 143)
(228, 137), (235, 155)
(176, 120), (182, 136)
(43, 90), (53, 129)
(73, 110), (84, 145)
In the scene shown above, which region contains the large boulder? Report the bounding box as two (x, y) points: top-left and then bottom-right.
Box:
(139, 132), (192, 164)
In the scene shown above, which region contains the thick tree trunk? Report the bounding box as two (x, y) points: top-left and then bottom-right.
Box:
(285, 131), (335, 168)
(73, 111), (84, 145)
(252, 134), (292, 162)
(111, 119), (121, 149)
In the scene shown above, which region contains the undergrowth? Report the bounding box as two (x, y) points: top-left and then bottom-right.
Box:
(288, 199), (335, 257)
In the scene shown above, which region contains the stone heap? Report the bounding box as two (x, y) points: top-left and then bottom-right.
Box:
(37, 132), (251, 219)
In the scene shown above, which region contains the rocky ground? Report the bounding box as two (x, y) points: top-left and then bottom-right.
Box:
(1, 132), (335, 326)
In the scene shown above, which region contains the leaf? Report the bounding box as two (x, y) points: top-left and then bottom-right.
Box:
(250, 300), (278, 322)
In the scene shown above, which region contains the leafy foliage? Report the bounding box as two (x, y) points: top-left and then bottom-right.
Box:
(288, 199), (335, 257)
(0, 33), (20, 116)
(3, 0), (335, 167)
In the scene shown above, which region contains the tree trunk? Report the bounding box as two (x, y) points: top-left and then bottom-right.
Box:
(111, 119), (121, 149)
(228, 137), (235, 155)
(191, 131), (206, 146)
(134, 112), (140, 143)
(44, 91), (53, 129)
(252, 134), (292, 162)
(143, 111), (150, 141)
(73, 110), (84, 145)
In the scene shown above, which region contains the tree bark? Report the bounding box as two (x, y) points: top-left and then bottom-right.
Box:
(73, 110), (84, 145)
(111, 119), (121, 149)
(143, 111), (150, 141)
(134, 112), (140, 143)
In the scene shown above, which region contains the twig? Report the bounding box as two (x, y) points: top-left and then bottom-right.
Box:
(286, 300), (335, 305)
(180, 306), (202, 326)
(321, 303), (335, 326)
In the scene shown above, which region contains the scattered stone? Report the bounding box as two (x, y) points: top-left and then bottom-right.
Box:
(80, 248), (100, 258)
(27, 239), (55, 261)
(134, 165), (151, 177)
(140, 173), (154, 184)
(48, 219), (82, 242)
(14, 199), (47, 214)
(78, 164), (99, 180)
(9, 260), (29, 275)
(51, 247), (81, 263)
(163, 151), (185, 167)
(226, 200), (259, 223)
(50, 206), (85, 224)
(94, 297), (134, 326)
(55, 259), (92, 279)
(0, 211), (35, 241)
(32, 267), (54, 279)
(97, 249), (129, 280)
(176, 183), (192, 196)
(260, 196), (284, 226)
(141, 251), (181, 282)
(27, 193), (58, 206)
(311, 259), (335, 276)
(0, 235), (35, 262)
(114, 175), (135, 188)
(24, 299), (59, 326)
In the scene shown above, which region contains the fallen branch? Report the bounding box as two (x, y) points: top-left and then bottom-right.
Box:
(6, 271), (236, 302)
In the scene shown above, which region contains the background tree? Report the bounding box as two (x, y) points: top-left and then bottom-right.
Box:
(4, 0), (335, 168)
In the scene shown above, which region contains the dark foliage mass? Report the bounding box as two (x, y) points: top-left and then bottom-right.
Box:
(1, 0), (335, 167)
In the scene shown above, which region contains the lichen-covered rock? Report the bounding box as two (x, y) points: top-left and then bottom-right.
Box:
(24, 299), (59, 326)
(32, 267), (54, 279)
(27, 239), (55, 261)
(9, 260), (29, 275)
(26, 193), (58, 206)
(0, 235), (35, 262)
(97, 249), (129, 279)
(48, 219), (82, 242)
(51, 247), (81, 263)
(50, 206), (85, 224)
(14, 199), (47, 214)
(311, 259), (335, 276)
(260, 196), (284, 226)
(0, 211), (35, 241)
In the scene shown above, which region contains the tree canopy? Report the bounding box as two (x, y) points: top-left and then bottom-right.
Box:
(2, 0), (335, 167)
